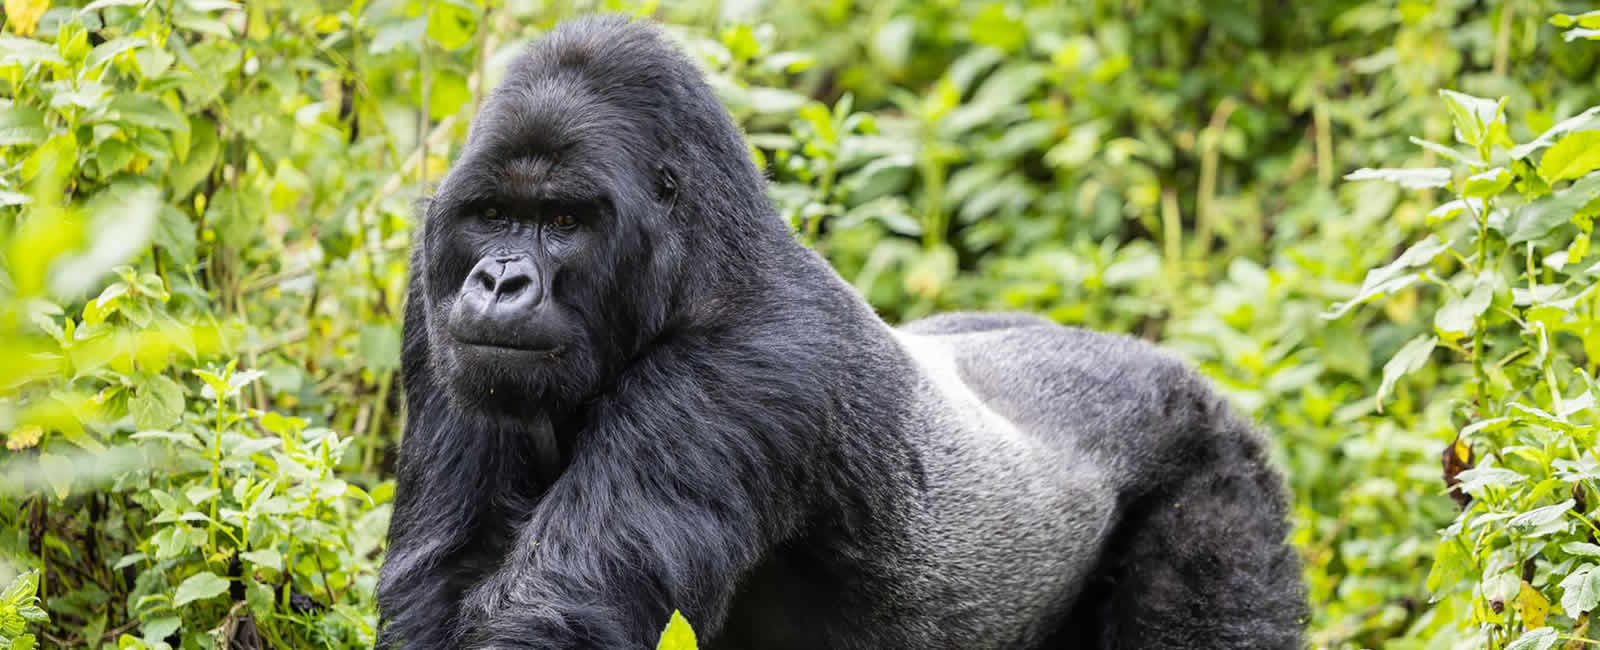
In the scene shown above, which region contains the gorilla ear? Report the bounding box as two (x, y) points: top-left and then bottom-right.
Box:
(655, 164), (678, 205)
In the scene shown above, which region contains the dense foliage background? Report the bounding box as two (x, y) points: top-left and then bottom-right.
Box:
(2, 0), (1600, 647)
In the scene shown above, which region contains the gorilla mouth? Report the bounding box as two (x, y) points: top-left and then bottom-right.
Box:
(456, 339), (567, 359)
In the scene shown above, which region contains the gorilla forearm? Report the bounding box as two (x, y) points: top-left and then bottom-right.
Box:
(454, 340), (830, 648)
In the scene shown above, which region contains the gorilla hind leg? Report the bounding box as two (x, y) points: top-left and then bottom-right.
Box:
(1056, 420), (1306, 649)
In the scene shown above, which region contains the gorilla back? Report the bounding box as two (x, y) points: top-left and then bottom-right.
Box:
(377, 15), (1306, 650)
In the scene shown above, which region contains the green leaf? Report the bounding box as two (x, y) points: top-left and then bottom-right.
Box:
(1344, 167), (1452, 190)
(1434, 273), (1494, 341)
(1550, 10), (1600, 29)
(172, 572), (229, 607)
(0, 34), (65, 66)
(1439, 89), (1505, 148)
(426, 2), (477, 51)
(1409, 136), (1473, 164)
(1562, 565), (1600, 615)
(1505, 627), (1558, 650)
(1538, 131), (1600, 183)
(1508, 174), (1600, 244)
(427, 70), (470, 121)
(371, 17), (427, 55)
(139, 616), (180, 642)
(1425, 537), (1469, 596)
(1509, 499), (1575, 535)
(1510, 105), (1600, 159)
(85, 36), (146, 71)
(969, 3), (1026, 53)
(1376, 334), (1435, 412)
(129, 373), (185, 430)
(655, 610), (698, 650)
(239, 548), (282, 572)
(1462, 168), (1512, 198)
(154, 204), (197, 266)
(1324, 235), (1450, 318)
(0, 105), (47, 146)
(37, 453), (73, 500)
(167, 118), (217, 199)
(105, 95), (185, 131)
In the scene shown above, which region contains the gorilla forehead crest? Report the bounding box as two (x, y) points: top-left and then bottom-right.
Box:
(469, 17), (691, 169)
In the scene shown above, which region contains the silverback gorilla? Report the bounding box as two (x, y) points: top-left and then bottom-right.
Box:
(377, 15), (1306, 650)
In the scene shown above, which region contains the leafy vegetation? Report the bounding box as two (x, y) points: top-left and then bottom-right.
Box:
(1, 0), (1599, 648)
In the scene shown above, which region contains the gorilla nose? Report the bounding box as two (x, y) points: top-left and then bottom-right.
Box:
(448, 255), (560, 350)
(469, 256), (543, 308)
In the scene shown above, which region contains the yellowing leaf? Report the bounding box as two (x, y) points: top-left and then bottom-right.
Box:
(4, 0), (49, 36)
(655, 610), (698, 650)
(6, 425), (42, 451)
(1517, 580), (1551, 629)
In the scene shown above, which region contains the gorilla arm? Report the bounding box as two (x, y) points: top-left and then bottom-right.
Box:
(457, 339), (825, 649)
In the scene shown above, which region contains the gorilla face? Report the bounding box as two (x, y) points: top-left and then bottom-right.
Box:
(417, 93), (681, 411)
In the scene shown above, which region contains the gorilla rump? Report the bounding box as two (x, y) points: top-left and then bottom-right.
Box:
(376, 16), (1306, 650)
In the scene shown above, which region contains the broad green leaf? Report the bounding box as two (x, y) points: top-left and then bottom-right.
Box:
(1344, 167), (1451, 190)
(167, 118), (218, 199)
(154, 204), (197, 266)
(1505, 627), (1558, 650)
(1427, 198), (1484, 223)
(172, 572), (229, 607)
(38, 453), (73, 500)
(129, 373), (184, 430)
(105, 95), (185, 131)
(1439, 89), (1505, 148)
(655, 610), (697, 650)
(970, 3), (1026, 53)
(1511, 105), (1600, 159)
(1561, 565), (1600, 615)
(426, 70), (471, 121)
(1434, 273), (1494, 341)
(0, 33), (65, 66)
(139, 616), (180, 642)
(1462, 168), (1512, 198)
(1509, 499), (1575, 535)
(1564, 28), (1600, 41)
(1508, 174), (1600, 244)
(1376, 334), (1435, 412)
(1538, 131), (1600, 183)
(85, 37), (146, 71)
(370, 17), (426, 55)
(240, 549), (283, 571)
(426, 2), (477, 51)
(1426, 537), (1470, 596)
(0, 105), (46, 146)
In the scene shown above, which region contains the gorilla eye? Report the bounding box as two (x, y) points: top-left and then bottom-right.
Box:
(484, 207), (500, 220)
(552, 214), (577, 229)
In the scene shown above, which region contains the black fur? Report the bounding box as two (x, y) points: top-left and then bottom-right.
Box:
(376, 16), (1306, 649)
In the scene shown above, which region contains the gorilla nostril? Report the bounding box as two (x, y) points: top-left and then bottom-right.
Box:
(473, 269), (497, 293)
(497, 274), (532, 300)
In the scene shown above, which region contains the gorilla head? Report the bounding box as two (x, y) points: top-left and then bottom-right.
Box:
(414, 21), (776, 409)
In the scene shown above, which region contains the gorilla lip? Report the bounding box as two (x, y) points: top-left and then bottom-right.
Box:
(455, 340), (566, 359)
